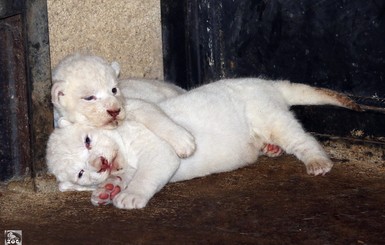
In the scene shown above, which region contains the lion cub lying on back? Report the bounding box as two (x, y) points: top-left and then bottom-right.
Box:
(46, 78), (361, 209)
(51, 53), (194, 157)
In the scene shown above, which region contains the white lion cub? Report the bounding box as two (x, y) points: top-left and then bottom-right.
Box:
(46, 78), (361, 209)
(51, 53), (194, 158)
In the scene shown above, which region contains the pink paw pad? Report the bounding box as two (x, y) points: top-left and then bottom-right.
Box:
(97, 184), (121, 205)
(261, 143), (284, 157)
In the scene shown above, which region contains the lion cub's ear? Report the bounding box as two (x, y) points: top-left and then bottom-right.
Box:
(51, 80), (66, 107)
(111, 61), (120, 78)
(58, 181), (77, 192)
(59, 181), (95, 192)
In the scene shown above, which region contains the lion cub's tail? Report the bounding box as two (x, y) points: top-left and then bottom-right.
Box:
(273, 81), (362, 111)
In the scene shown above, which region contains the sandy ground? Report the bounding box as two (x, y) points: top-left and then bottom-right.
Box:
(1, 139), (384, 244)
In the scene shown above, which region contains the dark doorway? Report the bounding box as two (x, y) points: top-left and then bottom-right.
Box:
(0, 0), (52, 182)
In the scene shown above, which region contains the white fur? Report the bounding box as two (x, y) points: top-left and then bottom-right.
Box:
(46, 78), (361, 209)
(118, 78), (186, 103)
(51, 53), (195, 158)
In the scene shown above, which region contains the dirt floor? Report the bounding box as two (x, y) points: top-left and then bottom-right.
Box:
(1, 139), (385, 245)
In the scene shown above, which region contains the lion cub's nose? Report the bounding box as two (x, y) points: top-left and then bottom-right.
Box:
(107, 109), (121, 118)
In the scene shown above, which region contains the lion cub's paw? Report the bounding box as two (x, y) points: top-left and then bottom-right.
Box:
(305, 158), (333, 176)
(91, 176), (122, 206)
(261, 143), (284, 157)
(168, 127), (196, 158)
(113, 191), (150, 209)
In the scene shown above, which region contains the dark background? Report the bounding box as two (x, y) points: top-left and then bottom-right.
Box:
(161, 0), (385, 142)
(0, 0), (51, 181)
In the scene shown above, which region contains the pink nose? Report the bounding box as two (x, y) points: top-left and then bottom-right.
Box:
(107, 109), (120, 118)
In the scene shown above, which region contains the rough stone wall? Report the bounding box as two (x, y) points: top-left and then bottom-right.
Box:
(47, 0), (163, 79)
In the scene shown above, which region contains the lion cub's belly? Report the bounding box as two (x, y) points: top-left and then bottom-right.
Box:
(167, 103), (261, 182)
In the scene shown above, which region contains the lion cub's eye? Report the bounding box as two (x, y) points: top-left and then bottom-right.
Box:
(78, 170), (84, 178)
(85, 136), (91, 149)
(112, 87), (118, 95)
(83, 95), (96, 101)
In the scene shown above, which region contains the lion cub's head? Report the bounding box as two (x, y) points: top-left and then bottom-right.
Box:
(46, 122), (125, 191)
(51, 53), (126, 129)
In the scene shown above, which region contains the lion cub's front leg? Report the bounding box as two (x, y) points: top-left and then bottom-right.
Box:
(113, 188), (152, 209)
(92, 176), (159, 209)
(125, 100), (196, 158)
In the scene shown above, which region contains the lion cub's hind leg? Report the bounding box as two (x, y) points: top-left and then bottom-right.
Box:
(267, 111), (333, 176)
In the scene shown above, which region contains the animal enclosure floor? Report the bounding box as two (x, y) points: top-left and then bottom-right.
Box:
(1, 140), (385, 245)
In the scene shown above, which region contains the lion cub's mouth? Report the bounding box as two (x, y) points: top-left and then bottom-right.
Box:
(97, 155), (122, 174)
(97, 156), (111, 173)
(104, 118), (123, 128)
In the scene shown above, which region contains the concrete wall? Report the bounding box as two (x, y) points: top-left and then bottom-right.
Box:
(47, 0), (163, 79)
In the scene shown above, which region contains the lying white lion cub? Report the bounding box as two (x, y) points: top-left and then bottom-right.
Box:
(46, 78), (361, 209)
(51, 53), (194, 158)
